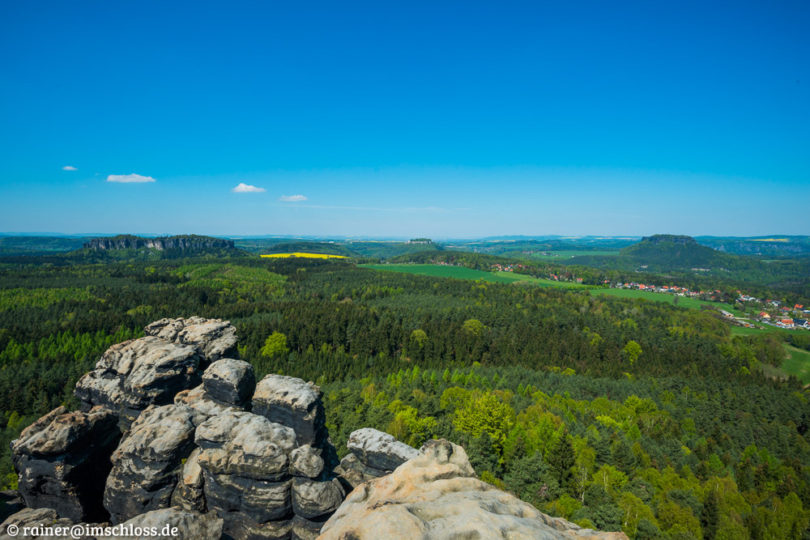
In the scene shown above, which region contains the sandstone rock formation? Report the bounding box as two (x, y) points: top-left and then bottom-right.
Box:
(11, 406), (120, 522)
(335, 428), (419, 490)
(101, 507), (223, 540)
(0, 508), (79, 540)
(171, 448), (206, 513)
(290, 445), (324, 479)
(320, 439), (628, 540)
(252, 375), (326, 447)
(173, 385), (238, 424)
(144, 317), (238, 365)
(84, 234), (236, 254)
(0, 507), (222, 540)
(192, 408), (345, 539)
(103, 404), (197, 523)
(74, 337), (202, 428)
(202, 358), (255, 406)
(9, 318), (624, 540)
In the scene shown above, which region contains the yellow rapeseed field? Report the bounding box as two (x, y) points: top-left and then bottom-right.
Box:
(260, 253), (347, 259)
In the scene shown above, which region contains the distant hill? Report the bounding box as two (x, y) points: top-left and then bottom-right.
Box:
(618, 234), (731, 270)
(566, 233), (745, 273)
(83, 234), (242, 257)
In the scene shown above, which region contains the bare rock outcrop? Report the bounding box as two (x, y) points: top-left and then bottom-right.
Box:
(103, 404), (197, 523)
(99, 507), (223, 540)
(290, 445), (324, 479)
(144, 317), (238, 365)
(334, 428), (418, 490)
(173, 385), (238, 425)
(11, 406), (121, 522)
(74, 337), (202, 428)
(202, 358), (255, 407)
(170, 448), (206, 513)
(195, 410), (297, 538)
(0, 508), (80, 540)
(320, 439), (628, 540)
(194, 409), (344, 539)
(252, 375), (326, 446)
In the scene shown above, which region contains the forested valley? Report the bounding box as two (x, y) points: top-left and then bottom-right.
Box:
(0, 255), (808, 538)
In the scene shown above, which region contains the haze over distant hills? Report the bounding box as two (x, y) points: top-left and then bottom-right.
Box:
(2, 233), (809, 258)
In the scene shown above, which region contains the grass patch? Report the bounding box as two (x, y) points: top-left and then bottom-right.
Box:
(361, 264), (591, 288)
(593, 288), (742, 315)
(730, 325), (804, 337)
(782, 345), (810, 383)
(492, 272), (588, 288)
(362, 264), (520, 283)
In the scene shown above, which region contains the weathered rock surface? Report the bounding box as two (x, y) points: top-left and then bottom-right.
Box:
(320, 439), (628, 540)
(0, 508), (79, 540)
(202, 358), (255, 406)
(291, 478), (344, 520)
(11, 406), (120, 522)
(347, 428), (419, 472)
(173, 385), (238, 426)
(104, 404), (197, 523)
(334, 428), (418, 490)
(144, 317), (238, 364)
(84, 234), (235, 253)
(196, 410), (298, 480)
(99, 507), (223, 540)
(252, 375), (325, 446)
(292, 515), (327, 540)
(290, 445), (324, 479)
(74, 337), (201, 427)
(333, 453), (384, 490)
(170, 448), (206, 513)
(195, 410), (299, 538)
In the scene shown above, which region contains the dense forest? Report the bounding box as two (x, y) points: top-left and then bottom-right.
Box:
(0, 254), (808, 538)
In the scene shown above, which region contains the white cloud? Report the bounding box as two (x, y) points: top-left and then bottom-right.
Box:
(107, 173), (156, 183)
(279, 194), (307, 202)
(232, 183), (266, 193)
(62, 165), (78, 171)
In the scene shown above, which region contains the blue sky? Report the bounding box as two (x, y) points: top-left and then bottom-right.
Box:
(1, 1), (808, 237)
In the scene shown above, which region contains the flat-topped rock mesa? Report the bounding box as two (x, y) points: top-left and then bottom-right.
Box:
(639, 234), (698, 246)
(83, 234), (235, 252)
(6, 317), (626, 540)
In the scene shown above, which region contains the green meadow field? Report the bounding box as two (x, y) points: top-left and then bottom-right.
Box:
(361, 264), (519, 283)
(594, 288), (743, 315)
(361, 264), (588, 288)
(782, 345), (810, 383)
